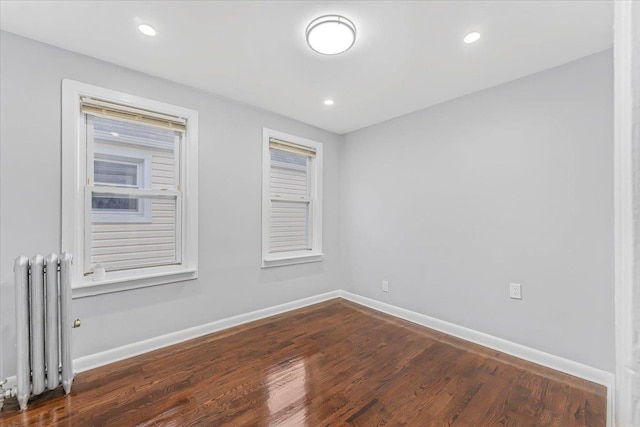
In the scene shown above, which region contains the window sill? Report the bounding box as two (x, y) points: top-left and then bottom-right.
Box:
(262, 252), (324, 268)
(72, 266), (198, 298)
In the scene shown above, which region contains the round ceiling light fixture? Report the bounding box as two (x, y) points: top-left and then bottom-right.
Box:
(464, 31), (481, 44)
(306, 15), (356, 55)
(138, 24), (157, 37)
(323, 98), (335, 106)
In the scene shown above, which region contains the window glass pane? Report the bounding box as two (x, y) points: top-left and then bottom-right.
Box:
(94, 116), (176, 149)
(94, 160), (138, 187)
(91, 191), (178, 271)
(269, 200), (310, 252)
(270, 149), (308, 199)
(92, 195), (138, 211)
(270, 149), (307, 171)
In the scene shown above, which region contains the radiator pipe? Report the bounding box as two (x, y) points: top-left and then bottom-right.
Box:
(29, 255), (46, 396)
(45, 254), (60, 391)
(60, 253), (74, 395)
(14, 256), (30, 411)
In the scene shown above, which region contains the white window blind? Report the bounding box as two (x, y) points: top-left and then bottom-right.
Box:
(81, 97), (186, 132)
(268, 138), (316, 253)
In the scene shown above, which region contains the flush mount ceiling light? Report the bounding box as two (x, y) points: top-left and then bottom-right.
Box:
(464, 31), (481, 44)
(138, 24), (157, 37)
(323, 98), (335, 106)
(306, 15), (356, 55)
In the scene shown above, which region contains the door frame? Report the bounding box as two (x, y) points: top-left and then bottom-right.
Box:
(614, 1), (639, 425)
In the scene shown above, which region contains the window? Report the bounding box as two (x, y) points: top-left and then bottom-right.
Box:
(262, 128), (323, 267)
(62, 80), (198, 297)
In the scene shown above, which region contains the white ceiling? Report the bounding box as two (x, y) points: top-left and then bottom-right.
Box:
(0, 1), (613, 134)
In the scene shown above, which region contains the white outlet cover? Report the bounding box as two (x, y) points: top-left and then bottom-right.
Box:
(382, 280), (389, 293)
(509, 283), (522, 300)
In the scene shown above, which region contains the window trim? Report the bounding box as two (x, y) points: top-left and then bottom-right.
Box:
(62, 80), (199, 298)
(261, 128), (323, 268)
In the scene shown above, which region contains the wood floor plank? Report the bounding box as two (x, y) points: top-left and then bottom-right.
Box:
(0, 299), (607, 426)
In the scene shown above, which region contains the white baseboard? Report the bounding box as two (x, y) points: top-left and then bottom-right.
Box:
(73, 290), (340, 373)
(338, 290), (614, 427)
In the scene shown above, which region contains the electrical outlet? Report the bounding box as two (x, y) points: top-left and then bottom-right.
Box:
(382, 280), (389, 293)
(509, 283), (522, 300)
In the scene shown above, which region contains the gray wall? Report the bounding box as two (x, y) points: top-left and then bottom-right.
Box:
(340, 50), (614, 372)
(0, 31), (344, 379)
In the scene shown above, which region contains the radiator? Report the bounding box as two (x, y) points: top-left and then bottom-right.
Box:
(0, 253), (76, 411)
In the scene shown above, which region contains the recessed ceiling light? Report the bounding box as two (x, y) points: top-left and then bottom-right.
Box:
(306, 15), (356, 55)
(324, 98), (335, 106)
(464, 31), (481, 44)
(110, 132), (120, 137)
(138, 24), (157, 37)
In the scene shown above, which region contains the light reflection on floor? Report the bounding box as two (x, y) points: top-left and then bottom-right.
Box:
(266, 356), (308, 426)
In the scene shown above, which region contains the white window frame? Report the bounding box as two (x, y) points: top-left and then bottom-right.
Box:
(62, 80), (199, 298)
(262, 128), (323, 268)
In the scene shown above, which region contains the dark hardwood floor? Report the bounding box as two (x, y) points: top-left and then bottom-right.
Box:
(0, 299), (606, 426)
